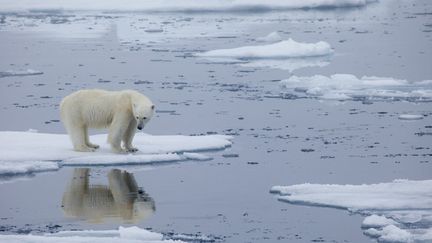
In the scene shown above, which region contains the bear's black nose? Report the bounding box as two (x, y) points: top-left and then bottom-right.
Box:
(137, 126), (143, 130)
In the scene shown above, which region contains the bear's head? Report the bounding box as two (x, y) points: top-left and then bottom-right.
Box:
(132, 102), (155, 130)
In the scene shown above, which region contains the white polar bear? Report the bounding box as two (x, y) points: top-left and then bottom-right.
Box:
(60, 89), (154, 153)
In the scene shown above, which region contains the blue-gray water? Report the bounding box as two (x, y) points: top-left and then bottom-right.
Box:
(0, 0), (431, 242)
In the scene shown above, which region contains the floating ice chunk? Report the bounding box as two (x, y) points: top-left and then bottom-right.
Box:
(271, 180), (432, 242)
(0, 226), (184, 243)
(0, 131), (232, 172)
(0, 161), (59, 176)
(255, 32), (282, 43)
(197, 39), (333, 59)
(398, 114), (424, 120)
(197, 39), (333, 72)
(271, 179), (432, 211)
(363, 225), (414, 243)
(0, 0), (378, 12)
(0, 69), (43, 78)
(362, 215), (399, 228)
(280, 74), (432, 102)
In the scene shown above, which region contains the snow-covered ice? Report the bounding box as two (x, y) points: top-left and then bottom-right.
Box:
(0, 226), (184, 243)
(0, 161), (59, 176)
(0, 0), (377, 12)
(0, 131), (232, 174)
(197, 39), (333, 59)
(280, 74), (432, 101)
(255, 32), (283, 43)
(0, 69), (43, 78)
(271, 180), (432, 242)
(398, 114), (424, 120)
(197, 39), (333, 71)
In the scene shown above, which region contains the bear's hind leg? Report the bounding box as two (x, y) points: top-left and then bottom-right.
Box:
(84, 127), (100, 149)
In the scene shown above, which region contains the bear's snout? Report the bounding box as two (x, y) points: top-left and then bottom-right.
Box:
(137, 125), (143, 130)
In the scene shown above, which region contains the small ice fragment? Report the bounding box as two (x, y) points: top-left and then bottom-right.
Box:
(398, 114), (424, 120)
(362, 215), (399, 228)
(256, 32), (282, 43)
(0, 69), (43, 78)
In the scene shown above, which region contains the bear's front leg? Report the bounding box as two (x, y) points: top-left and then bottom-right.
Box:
(108, 113), (130, 153)
(123, 119), (138, 153)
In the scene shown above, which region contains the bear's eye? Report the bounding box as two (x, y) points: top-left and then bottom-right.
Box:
(143, 117), (147, 120)
(136, 116), (139, 119)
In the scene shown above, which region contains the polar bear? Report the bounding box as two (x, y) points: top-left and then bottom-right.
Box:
(60, 89), (154, 153)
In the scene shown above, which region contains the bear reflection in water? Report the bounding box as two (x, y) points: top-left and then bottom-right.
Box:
(61, 168), (155, 223)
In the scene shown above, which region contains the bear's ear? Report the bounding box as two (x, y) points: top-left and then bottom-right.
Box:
(151, 105), (155, 110)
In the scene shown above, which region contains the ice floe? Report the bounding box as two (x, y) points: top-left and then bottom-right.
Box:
(197, 39), (333, 72)
(398, 114), (424, 120)
(197, 39), (333, 59)
(271, 179), (432, 242)
(280, 74), (432, 102)
(0, 0), (377, 12)
(0, 69), (43, 78)
(0, 131), (232, 175)
(255, 32), (283, 43)
(0, 226), (184, 243)
(0, 161), (59, 176)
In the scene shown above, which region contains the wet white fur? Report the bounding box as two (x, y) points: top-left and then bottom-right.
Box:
(60, 89), (154, 153)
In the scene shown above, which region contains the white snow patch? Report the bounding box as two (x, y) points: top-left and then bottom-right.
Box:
(0, 0), (377, 12)
(362, 215), (399, 228)
(398, 114), (424, 120)
(271, 180), (432, 242)
(0, 161), (59, 175)
(364, 225), (413, 242)
(280, 74), (432, 101)
(0, 226), (184, 243)
(197, 39), (333, 72)
(0, 131), (232, 173)
(255, 32), (283, 43)
(197, 39), (333, 59)
(0, 69), (43, 78)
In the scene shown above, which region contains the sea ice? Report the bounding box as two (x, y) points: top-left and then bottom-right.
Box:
(362, 215), (399, 228)
(0, 226), (184, 243)
(0, 131), (232, 174)
(196, 39), (333, 72)
(271, 179), (432, 242)
(0, 69), (43, 78)
(280, 74), (432, 101)
(196, 39), (333, 59)
(0, 0), (377, 12)
(398, 114), (424, 120)
(0, 161), (59, 176)
(255, 32), (283, 43)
